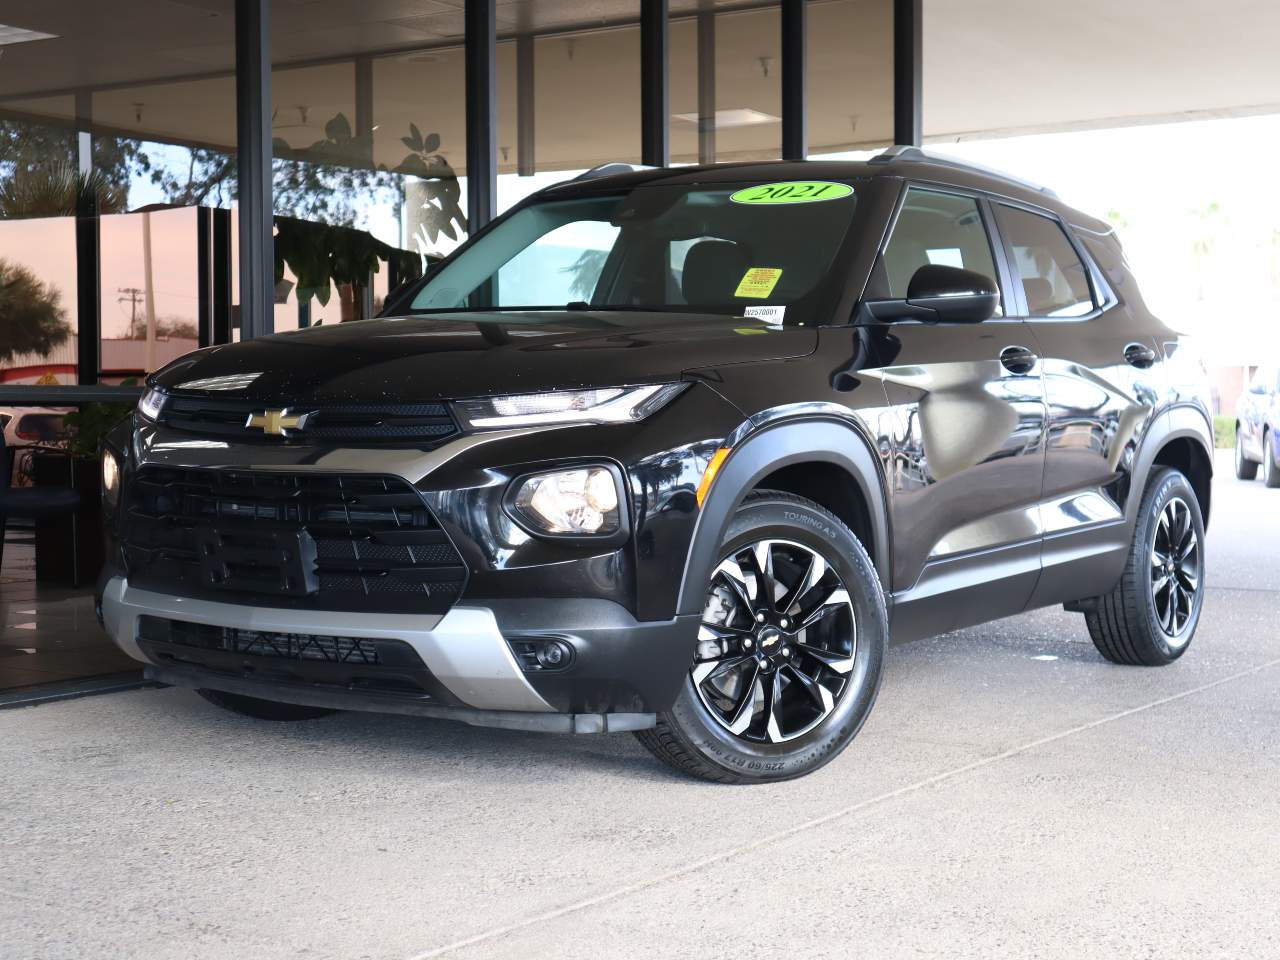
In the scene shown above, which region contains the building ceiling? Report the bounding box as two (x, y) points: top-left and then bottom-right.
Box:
(1, 0), (1277, 170)
(923, 0), (1280, 140)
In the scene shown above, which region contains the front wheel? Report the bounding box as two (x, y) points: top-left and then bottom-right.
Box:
(636, 491), (887, 783)
(1234, 427), (1258, 481)
(1083, 467), (1205, 665)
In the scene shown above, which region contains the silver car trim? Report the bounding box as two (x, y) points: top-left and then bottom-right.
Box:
(133, 422), (559, 485)
(100, 577), (554, 713)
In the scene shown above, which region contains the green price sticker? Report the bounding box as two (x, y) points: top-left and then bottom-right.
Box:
(729, 181), (854, 205)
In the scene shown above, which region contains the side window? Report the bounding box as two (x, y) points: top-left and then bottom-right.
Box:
(996, 205), (1095, 318)
(882, 187), (1003, 316)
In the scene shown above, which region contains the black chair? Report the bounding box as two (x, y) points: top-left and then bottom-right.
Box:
(0, 430), (81, 577)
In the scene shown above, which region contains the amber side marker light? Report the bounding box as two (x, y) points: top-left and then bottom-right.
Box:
(696, 447), (732, 508)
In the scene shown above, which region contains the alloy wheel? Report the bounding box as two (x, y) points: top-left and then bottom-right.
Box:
(1150, 496), (1200, 643)
(692, 539), (856, 743)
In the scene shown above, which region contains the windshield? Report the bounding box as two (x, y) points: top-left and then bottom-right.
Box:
(409, 180), (859, 323)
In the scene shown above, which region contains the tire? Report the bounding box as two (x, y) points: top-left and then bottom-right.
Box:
(636, 491), (887, 784)
(1263, 429), (1280, 488)
(1084, 467), (1205, 666)
(1234, 426), (1258, 481)
(196, 688), (338, 721)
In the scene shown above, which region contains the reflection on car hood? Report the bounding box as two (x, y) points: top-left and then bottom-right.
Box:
(151, 311), (816, 403)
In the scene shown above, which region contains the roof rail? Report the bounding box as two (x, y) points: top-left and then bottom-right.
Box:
(870, 144), (1058, 199)
(574, 162), (657, 182)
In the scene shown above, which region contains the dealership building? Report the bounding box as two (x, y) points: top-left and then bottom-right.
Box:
(1, 0), (1277, 697)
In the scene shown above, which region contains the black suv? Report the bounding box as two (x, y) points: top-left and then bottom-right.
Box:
(98, 149), (1213, 783)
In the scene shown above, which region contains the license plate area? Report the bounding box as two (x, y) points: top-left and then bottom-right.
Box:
(196, 526), (318, 596)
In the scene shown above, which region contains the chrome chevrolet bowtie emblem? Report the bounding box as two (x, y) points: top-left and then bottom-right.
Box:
(245, 408), (312, 436)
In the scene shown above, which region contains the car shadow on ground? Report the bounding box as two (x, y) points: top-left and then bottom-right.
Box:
(143, 685), (700, 785)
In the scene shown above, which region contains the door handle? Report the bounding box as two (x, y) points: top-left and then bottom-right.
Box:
(999, 345), (1038, 375)
(1124, 342), (1158, 369)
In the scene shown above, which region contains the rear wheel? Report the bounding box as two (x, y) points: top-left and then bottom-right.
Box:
(636, 491), (886, 783)
(197, 688), (338, 721)
(1263, 429), (1280, 488)
(1083, 468), (1205, 666)
(1234, 426), (1258, 480)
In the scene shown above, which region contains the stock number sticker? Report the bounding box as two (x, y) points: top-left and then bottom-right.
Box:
(729, 181), (854, 205)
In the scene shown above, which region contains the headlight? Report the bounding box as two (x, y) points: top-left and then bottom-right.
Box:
(453, 383), (687, 431)
(102, 449), (121, 508)
(137, 386), (167, 421)
(509, 466), (623, 537)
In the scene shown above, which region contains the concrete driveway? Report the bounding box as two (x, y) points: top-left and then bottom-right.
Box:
(3, 450), (1278, 960)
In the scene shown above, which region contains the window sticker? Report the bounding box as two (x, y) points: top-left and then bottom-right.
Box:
(744, 305), (785, 324)
(729, 181), (854, 205)
(735, 267), (783, 299)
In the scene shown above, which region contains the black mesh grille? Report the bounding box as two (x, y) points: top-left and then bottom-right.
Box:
(122, 467), (466, 614)
(145, 618), (384, 663)
(160, 396), (459, 446)
(136, 617), (452, 701)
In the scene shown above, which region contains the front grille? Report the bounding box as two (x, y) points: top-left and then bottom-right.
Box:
(160, 395), (459, 446)
(122, 467), (467, 614)
(137, 616), (450, 700)
(141, 617), (385, 663)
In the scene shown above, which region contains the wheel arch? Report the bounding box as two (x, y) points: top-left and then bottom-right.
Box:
(1139, 405), (1214, 528)
(675, 416), (891, 617)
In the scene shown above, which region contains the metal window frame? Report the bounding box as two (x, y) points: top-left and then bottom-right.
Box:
(235, 0), (274, 340)
(894, 0), (923, 147)
(641, 0), (670, 167)
(466, 0), (497, 229)
(781, 0), (807, 160)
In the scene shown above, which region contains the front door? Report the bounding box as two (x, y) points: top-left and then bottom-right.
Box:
(865, 186), (1048, 640)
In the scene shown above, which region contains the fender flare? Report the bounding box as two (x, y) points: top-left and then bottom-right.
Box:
(1128, 402), (1214, 524)
(674, 416), (891, 617)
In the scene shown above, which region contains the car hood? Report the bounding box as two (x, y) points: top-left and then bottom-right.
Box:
(151, 311), (815, 403)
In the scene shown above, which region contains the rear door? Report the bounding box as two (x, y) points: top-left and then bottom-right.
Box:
(866, 185), (1048, 640)
(992, 202), (1163, 606)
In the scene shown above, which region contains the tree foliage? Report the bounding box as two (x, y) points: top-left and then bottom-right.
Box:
(0, 258), (72, 364)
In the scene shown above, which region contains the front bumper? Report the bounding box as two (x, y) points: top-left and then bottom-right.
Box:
(100, 576), (695, 733)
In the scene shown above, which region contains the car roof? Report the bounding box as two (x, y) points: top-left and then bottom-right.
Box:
(538, 149), (1109, 234)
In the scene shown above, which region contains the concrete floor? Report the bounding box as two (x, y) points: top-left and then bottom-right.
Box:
(2, 449), (1278, 960)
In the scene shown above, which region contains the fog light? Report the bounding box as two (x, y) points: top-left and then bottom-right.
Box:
(102, 449), (121, 508)
(509, 466), (622, 536)
(535, 641), (569, 668)
(509, 638), (575, 672)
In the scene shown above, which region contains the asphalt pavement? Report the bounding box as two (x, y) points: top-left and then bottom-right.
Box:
(2, 449), (1277, 960)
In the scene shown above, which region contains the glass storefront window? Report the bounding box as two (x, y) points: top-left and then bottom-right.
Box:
(496, 9), (642, 215)
(1, 4), (237, 381)
(0, 111), (79, 386)
(809, 0), (894, 157)
(671, 5), (782, 165)
(268, 43), (467, 328)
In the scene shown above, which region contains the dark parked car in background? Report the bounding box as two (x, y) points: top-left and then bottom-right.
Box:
(98, 149), (1213, 782)
(1235, 365), (1280, 487)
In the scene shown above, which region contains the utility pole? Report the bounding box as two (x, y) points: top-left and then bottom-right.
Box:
(117, 287), (144, 339)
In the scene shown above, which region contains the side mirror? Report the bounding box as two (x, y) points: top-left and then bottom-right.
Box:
(905, 264), (1000, 324)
